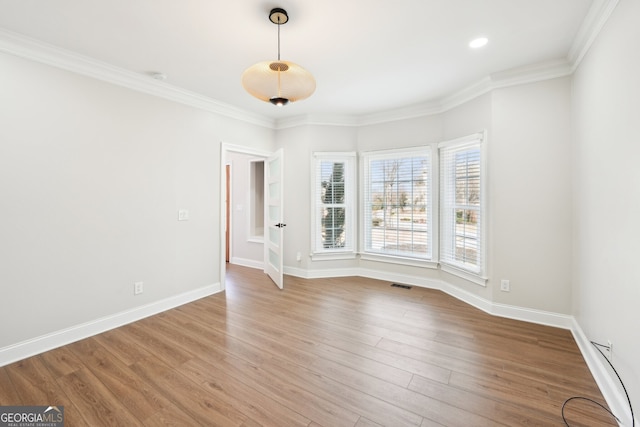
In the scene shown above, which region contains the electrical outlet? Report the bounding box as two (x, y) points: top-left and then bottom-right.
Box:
(500, 279), (510, 292)
(178, 209), (189, 221)
(134, 281), (144, 295)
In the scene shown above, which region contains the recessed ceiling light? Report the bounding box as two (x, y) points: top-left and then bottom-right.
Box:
(469, 37), (489, 49)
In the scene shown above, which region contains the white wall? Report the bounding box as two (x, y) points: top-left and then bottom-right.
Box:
(2, 5), (636, 416)
(0, 51), (274, 350)
(357, 114), (443, 152)
(277, 85), (573, 318)
(491, 78), (573, 314)
(572, 0), (640, 420)
(277, 125), (359, 274)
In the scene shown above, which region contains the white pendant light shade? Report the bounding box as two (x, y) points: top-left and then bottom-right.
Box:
(242, 8), (315, 106)
(242, 60), (315, 106)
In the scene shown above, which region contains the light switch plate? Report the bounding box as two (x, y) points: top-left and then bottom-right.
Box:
(178, 209), (189, 221)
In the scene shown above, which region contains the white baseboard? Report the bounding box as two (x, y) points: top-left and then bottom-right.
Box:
(489, 301), (575, 329)
(571, 320), (630, 426)
(7, 264), (626, 424)
(285, 265), (359, 279)
(0, 283), (221, 367)
(313, 266), (571, 330)
(230, 257), (264, 270)
(358, 267), (443, 290)
(287, 266), (629, 425)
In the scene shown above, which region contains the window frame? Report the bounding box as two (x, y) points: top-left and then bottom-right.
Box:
(310, 152), (357, 260)
(438, 132), (487, 285)
(359, 146), (436, 266)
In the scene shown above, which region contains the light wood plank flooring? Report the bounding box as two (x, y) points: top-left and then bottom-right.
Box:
(1, 264), (616, 426)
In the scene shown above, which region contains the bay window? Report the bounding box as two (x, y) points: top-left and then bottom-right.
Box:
(311, 152), (356, 258)
(362, 147), (433, 261)
(439, 133), (486, 282)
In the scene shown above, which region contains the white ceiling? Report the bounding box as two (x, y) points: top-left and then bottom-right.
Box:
(0, 0), (601, 122)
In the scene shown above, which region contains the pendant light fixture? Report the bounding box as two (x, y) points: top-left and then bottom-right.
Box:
(242, 8), (315, 107)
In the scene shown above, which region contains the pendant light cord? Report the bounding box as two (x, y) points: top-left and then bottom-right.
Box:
(276, 16), (282, 98)
(277, 16), (281, 61)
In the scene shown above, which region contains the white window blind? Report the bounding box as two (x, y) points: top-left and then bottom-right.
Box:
(363, 148), (432, 260)
(313, 153), (355, 254)
(439, 134), (485, 276)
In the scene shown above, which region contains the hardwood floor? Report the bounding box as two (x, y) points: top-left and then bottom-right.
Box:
(0, 264), (616, 426)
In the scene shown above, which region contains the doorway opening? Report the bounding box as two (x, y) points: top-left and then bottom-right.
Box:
(220, 144), (272, 291)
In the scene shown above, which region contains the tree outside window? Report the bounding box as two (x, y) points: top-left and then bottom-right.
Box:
(364, 149), (432, 260)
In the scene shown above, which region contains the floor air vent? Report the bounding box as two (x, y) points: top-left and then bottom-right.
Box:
(391, 283), (412, 290)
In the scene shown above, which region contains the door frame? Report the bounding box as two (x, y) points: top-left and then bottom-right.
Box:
(220, 143), (273, 291)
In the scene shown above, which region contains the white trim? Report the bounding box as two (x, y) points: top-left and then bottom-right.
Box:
(222, 143), (273, 158)
(439, 132), (487, 281)
(284, 265), (359, 279)
(568, 0), (620, 70)
(491, 302), (573, 329)
(0, 0), (618, 131)
(360, 146), (435, 262)
(437, 132), (485, 148)
(285, 266), (571, 329)
(226, 161), (234, 269)
(355, 101), (444, 127)
(438, 278), (494, 314)
(358, 268), (442, 290)
(221, 143), (273, 292)
(313, 151), (358, 158)
(276, 114), (362, 129)
(359, 253), (438, 270)
(0, 29), (274, 129)
(359, 144), (435, 157)
(571, 319), (631, 427)
(311, 152), (357, 256)
(310, 252), (357, 261)
(0, 283), (221, 367)
(229, 257), (264, 270)
(440, 264), (488, 287)
(284, 265), (633, 425)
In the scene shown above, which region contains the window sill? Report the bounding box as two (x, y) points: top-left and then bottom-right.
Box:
(310, 251), (357, 261)
(440, 264), (487, 287)
(359, 252), (438, 269)
(248, 237), (264, 244)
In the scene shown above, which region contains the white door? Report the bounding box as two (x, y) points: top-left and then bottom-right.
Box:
(265, 148), (284, 289)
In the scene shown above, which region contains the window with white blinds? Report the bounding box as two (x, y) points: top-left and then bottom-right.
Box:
(439, 134), (485, 277)
(362, 147), (432, 260)
(312, 153), (355, 255)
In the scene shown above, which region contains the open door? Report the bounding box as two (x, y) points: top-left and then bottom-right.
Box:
(265, 148), (284, 289)
(225, 164), (230, 263)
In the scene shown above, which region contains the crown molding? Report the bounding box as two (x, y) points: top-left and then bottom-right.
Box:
(0, 0), (620, 130)
(357, 101), (444, 127)
(276, 58), (573, 129)
(274, 101), (444, 130)
(277, 0), (619, 128)
(0, 28), (275, 129)
(568, 0), (619, 70)
(275, 114), (361, 129)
